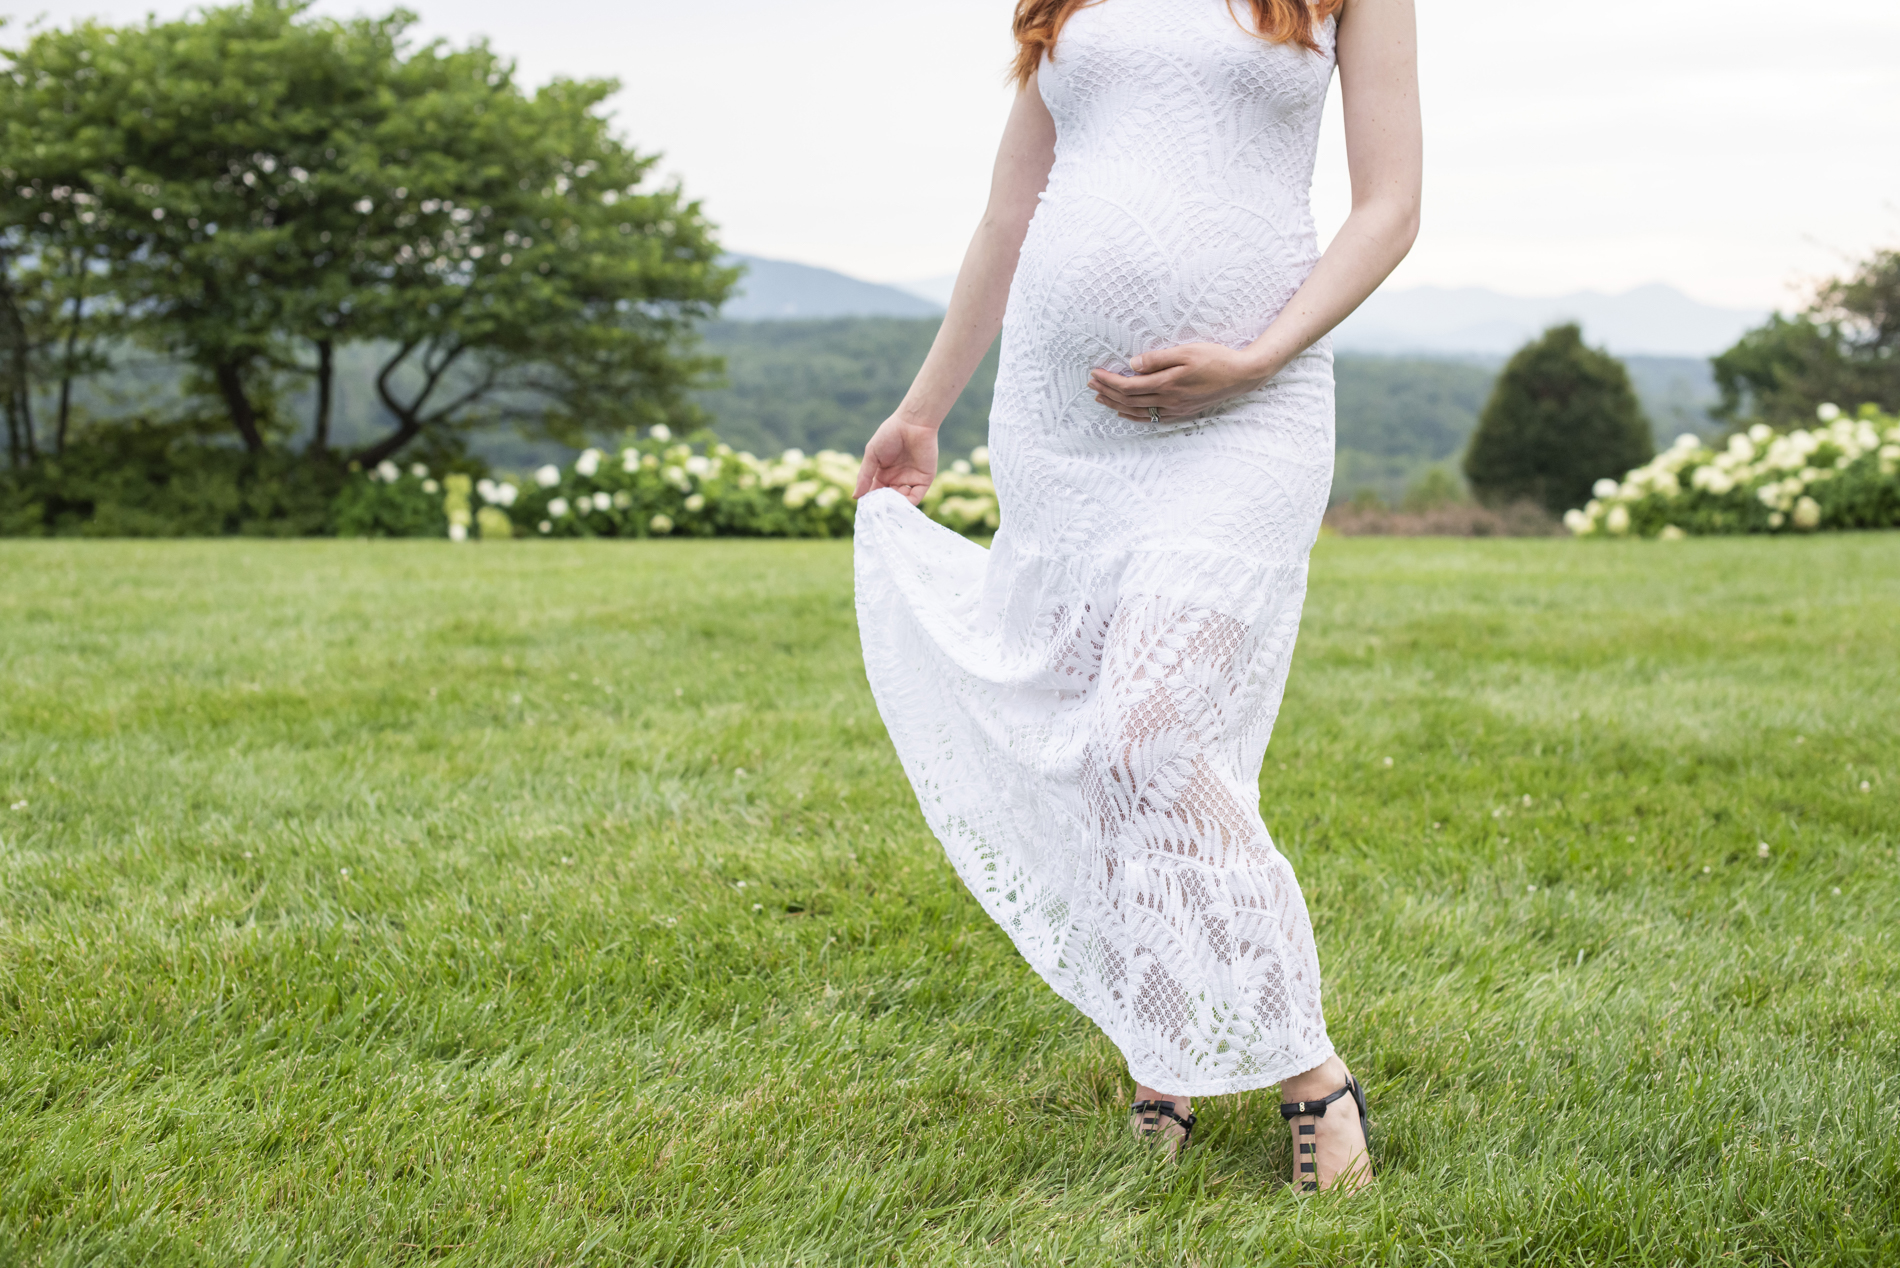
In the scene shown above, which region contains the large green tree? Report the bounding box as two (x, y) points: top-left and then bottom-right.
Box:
(0, 1), (735, 465)
(1712, 247), (1900, 429)
(1463, 323), (1654, 515)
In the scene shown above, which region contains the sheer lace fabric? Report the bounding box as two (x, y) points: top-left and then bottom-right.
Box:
(854, 0), (1338, 1095)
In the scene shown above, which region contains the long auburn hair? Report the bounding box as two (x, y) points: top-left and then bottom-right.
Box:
(1011, 0), (1343, 88)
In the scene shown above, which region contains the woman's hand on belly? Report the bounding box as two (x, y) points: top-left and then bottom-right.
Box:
(854, 414), (940, 505)
(1088, 344), (1279, 423)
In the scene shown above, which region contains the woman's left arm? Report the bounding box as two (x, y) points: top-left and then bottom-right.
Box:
(1090, 0), (1421, 420)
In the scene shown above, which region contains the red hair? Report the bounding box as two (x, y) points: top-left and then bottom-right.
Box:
(1011, 0), (1343, 88)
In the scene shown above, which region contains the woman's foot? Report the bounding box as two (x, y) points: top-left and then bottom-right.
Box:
(1279, 1055), (1373, 1192)
(1129, 1082), (1193, 1161)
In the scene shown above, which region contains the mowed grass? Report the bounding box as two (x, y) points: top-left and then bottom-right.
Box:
(0, 534), (1895, 1268)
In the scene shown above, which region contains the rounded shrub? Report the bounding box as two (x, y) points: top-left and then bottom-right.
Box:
(1464, 324), (1654, 516)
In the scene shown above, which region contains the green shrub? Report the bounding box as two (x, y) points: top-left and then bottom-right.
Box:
(1465, 324), (1655, 516)
(0, 421), (339, 537)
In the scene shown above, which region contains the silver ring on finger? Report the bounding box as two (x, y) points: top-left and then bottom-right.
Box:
(1148, 406), (1160, 423)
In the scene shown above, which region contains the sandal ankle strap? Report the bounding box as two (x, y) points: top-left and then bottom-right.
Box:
(1130, 1099), (1196, 1136)
(1278, 1082), (1353, 1120)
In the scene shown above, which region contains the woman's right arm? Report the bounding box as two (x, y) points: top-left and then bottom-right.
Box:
(853, 76), (1058, 504)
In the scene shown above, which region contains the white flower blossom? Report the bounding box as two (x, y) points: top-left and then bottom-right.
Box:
(375, 459), (401, 483)
(649, 424), (672, 442)
(649, 513), (674, 534)
(575, 448), (603, 477)
(1593, 478), (1620, 498)
(496, 482), (518, 507)
(535, 464), (561, 488)
(448, 523), (467, 542)
(1816, 402), (1841, 422)
(1605, 504), (1631, 535)
(684, 493), (706, 512)
(421, 478), (440, 494)
(592, 492), (612, 511)
(1791, 496), (1821, 529)
(548, 497), (571, 518)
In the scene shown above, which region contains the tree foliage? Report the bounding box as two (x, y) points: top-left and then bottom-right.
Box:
(1712, 247), (1899, 428)
(1463, 323), (1654, 515)
(0, 0), (735, 467)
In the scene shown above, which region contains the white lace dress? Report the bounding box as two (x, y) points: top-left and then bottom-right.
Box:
(854, 0), (1338, 1096)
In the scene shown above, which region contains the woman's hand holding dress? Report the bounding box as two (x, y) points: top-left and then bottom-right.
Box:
(853, 416), (939, 506)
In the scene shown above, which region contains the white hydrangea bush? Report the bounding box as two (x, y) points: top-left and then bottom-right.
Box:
(507, 426), (1000, 539)
(1565, 404), (1900, 538)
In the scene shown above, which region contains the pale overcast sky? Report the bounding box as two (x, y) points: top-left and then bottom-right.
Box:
(7, 0), (1898, 309)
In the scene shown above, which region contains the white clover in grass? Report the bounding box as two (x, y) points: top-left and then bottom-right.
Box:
(575, 448), (603, 477)
(548, 497), (570, 518)
(684, 493), (705, 512)
(9, 800), (23, 811)
(535, 464), (561, 488)
(1758, 842), (1771, 858)
(1862, 781), (1872, 792)
(650, 424), (672, 441)
(650, 514), (674, 534)
(375, 459), (401, 482)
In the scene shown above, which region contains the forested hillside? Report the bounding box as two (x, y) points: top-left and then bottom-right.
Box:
(696, 318), (1720, 503)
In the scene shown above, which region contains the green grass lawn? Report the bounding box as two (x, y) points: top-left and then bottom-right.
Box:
(1, 535), (1895, 1267)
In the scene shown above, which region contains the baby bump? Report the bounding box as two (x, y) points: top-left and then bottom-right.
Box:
(1006, 191), (1321, 374)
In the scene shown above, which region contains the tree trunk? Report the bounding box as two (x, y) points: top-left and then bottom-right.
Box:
(312, 338), (334, 451)
(56, 281), (85, 457)
(0, 253), (35, 467)
(214, 359), (267, 453)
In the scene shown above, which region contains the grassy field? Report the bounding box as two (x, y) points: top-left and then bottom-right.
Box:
(0, 534), (1895, 1267)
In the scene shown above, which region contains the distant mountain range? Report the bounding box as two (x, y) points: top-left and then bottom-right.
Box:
(720, 254), (941, 319)
(1332, 284), (1765, 358)
(725, 254), (1766, 358)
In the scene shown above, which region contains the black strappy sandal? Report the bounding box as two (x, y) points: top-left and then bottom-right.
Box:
(1129, 1099), (1196, 1162)
(1279, 1075), (1373, 1192)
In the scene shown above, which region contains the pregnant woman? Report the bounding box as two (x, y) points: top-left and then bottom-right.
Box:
(852, 0), (1419, 1192)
